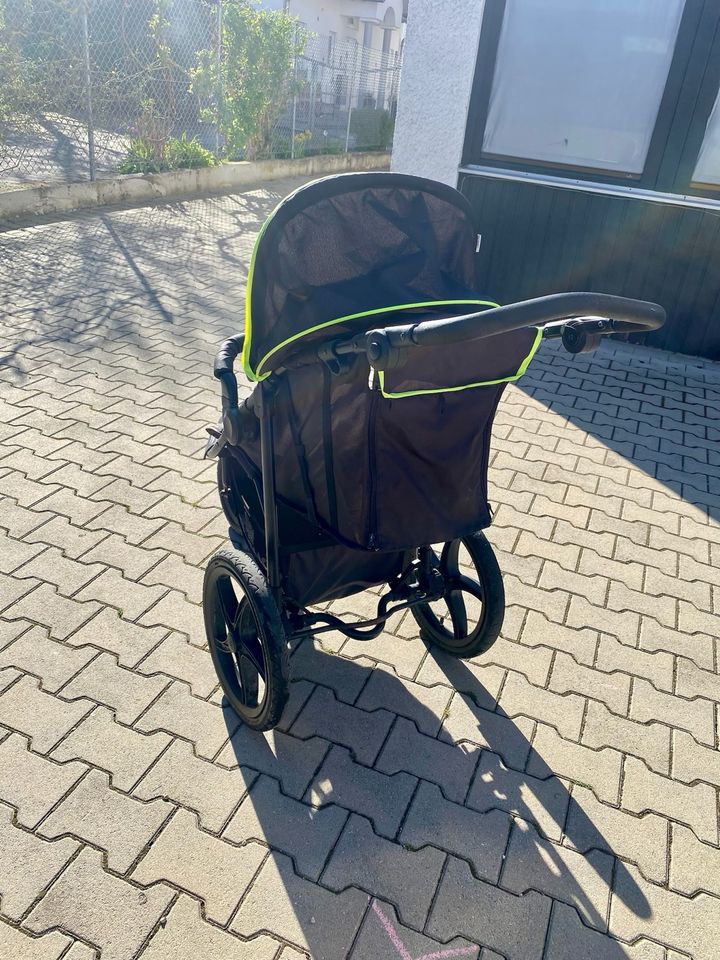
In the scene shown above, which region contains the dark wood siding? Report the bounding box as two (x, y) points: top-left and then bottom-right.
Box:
(459, 172), (720, 360)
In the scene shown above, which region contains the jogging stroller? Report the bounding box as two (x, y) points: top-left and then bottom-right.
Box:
(203, 172), (665, 730)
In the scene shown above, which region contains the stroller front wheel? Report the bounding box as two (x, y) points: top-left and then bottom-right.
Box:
(411, 531), (505, 659)
(203, 547), (289, 731)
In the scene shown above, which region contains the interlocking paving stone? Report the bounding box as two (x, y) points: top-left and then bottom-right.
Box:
(0, 919), (76, 960)
(528, 722), (623, 804)
(0, 627), (96, 692)
(0, 804), (79, 920)
(355, 665), (453, 736)
(0, 734), (85, 829)
(134, 736), (254, 832)
(135, 681), (236, 759)
(132, 808), (266, 923)
(217, 725), (329, 800)
(399, 780), (510, 881)
(672, 729), (720, 787)
(549, 652), (631, 715)
(519, 611), (598, 666)
(564, 784), (669, 885)
(323, 813), (445, 929)
(669, 824), (720, 897)
(291, 685), (394, 766)
(62, 652), (168, 724)
(622, 756), (718, 844)
(224, 774), (347, 880)
(610, 861), (720, 960)
(305, 744), (416, 839)
(3, 583), (100, 641)
(502, 819), (614, 931)
(38, 769), (173, 872)
(545, 901), (665, 960)
(414, 647), (508, 701)
(139, 895), (279, 960)
(630, 678), (715, 746)
(427, 856), (552, 960)
(135, 633), (217, 697)
(52, 706), (171, 791)
(639, 617), (715, 670)
(467, 750), (569, 841)
(377, 716), (480, 804)
(289, 640), (373, 704)
(66, 610), (166, 668)
(350, 900), (479, 960)
(595, 635), (674, 692)
(438, 692), (535, 772)
(0, 675), (93, 753)
(498, 672), (585, 741)
(231, 850), (368, 960)
(25, 848), (174, 960)
(582, 700), (671, 775)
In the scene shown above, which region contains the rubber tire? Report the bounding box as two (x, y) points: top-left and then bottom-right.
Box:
(203, 546), (289, 731)
(411, 531), (505, 658)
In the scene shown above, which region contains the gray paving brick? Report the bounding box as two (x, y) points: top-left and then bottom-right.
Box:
(355, 665), (453, 736)
(377, 716), (479, 803)
(582, 700), (671, 775)
(67, 610), (166, 668)
(564, 785), (669, 884)
(519, 611), (598, 666)
(0, 733), (85, 829)
(669, 823), (720, 897)
(0, 920), (76, 960)
(289, 640), (372, 704)
(140, 895), (278, 960)
(549, 652), (631, 715)
(305, 744), (415, 838)
(622, 756), (717, 844)
(62, 652), (168, 724)
(39, 768), (173, 872)
(3, 583), (100, 640)
(52, 706), (171, 791)
(231, 850), (367, 960)
(323, 813), (445, 928)
(83, 534), (167, 581)
(499, 671), (585, 741)
(350, 899), (479, 960)
(427, 856), (551, 960)
(0, 627), (96, 692)
(0, 804), (79, 920)
(217, 725), (329, 800)
(630, 678), (715, 746)
(529, 722), (623, 804)
(225, 774), (347, 880)
(25, 847), (173, 960)
(341, 633), (426, 678)
(439, 691), (535, 771)
(611, 861), (720, 960)
(132, 807), (266, 923)
(595, 635), (674, 691)
(672, 729), (720, 787)
(136, 633), (217, 698)
(400, 779), (509, 880)
(138, 589), (205, 641)
(291, 686), (393, 766)
(639, 617), (715, 670)
(0, 675), (93, 753)
(135, 681), (234, 759)
(415, 649), (507, 704)
(545, 901), (665, 960)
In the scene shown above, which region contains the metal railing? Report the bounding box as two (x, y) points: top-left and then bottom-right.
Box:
(0, 0), (401, 191)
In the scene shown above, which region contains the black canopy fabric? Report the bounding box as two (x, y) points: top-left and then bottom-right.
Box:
(241, 172), (489, 380)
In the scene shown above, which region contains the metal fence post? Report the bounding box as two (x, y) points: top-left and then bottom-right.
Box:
(290, 28), (298, 159)
(215, 0), (224, 156)
(82, 0), (96, 181)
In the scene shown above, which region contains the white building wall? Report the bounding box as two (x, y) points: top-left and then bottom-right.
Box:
(391, 0), (485, 185)
(259, 0), (403, 55)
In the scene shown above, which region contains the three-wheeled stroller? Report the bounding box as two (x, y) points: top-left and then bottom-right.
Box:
(203, 172), (665, 730)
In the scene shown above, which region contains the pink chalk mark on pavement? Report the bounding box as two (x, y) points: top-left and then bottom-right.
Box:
(371, 900), (478, 960)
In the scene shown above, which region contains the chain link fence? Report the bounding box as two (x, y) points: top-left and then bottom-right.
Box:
(0, 0), (401, 191)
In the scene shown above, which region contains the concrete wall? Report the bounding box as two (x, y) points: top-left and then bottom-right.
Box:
(391, 0), (485, 185)
(0, 151), (390, 222)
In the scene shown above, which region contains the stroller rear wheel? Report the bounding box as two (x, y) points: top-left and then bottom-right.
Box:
(411, 531), (504, 658)
(203, 547), (289, 731)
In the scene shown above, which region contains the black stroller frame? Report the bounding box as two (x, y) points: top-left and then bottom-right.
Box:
(203, 172), (665, 731)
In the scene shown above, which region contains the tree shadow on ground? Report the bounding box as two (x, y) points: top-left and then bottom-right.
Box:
(222, 638), (652, 960)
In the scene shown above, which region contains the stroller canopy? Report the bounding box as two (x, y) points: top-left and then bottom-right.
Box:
(241, 172), (492, 380)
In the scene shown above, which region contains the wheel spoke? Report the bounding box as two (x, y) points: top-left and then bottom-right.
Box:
(446, 590), (468, 639)
(217, 577), (240, 629)
(441, 540), (461, 579)
(236, 603), (266, 680)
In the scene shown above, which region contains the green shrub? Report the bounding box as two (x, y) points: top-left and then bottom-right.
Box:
(118, 134), (215, 174)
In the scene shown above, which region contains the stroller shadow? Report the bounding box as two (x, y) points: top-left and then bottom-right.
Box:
(221, 639), (651, 960)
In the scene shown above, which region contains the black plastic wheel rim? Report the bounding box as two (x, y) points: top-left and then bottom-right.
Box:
(423, 540), (488, 648)
(206, 565), (269, 721)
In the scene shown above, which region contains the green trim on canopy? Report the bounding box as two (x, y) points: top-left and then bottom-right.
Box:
(377, 326), (542, 398)
(243, 299), (501, 381)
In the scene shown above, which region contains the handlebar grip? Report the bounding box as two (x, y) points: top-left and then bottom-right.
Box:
(365, 293), (665, 370)
(213, 334), (244, 409)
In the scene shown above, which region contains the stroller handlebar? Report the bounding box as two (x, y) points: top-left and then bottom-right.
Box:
(358, 293), (666, 371)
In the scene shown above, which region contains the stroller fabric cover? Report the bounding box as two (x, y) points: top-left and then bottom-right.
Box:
(228, 173), (540, 606)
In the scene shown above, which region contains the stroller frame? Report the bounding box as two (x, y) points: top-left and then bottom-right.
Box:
(207, 289), (665, 730)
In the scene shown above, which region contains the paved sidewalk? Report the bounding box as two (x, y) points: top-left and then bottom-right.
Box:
(1, 178), (719, 960)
